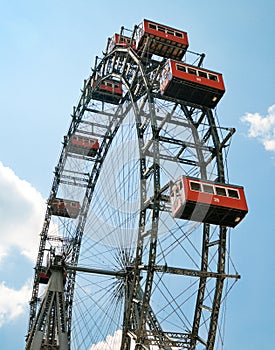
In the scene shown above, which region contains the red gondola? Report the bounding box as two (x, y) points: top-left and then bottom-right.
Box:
(39, 271), (49, 284)
(91, 78), (123, 104)
(170, 176), (248, 227)
(69, 134), (99, 157)
(136, 19), (189, 59)
(50, 198), (81, 219)
(107, 33), (136, 53)
(160, 59), (225, 108)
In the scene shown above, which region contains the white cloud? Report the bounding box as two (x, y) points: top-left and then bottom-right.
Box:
(0, 161), (45, 263)
(90, 330), (123, 350)
(0, 162), (46, 328)
(90, 330), (161, 350)
(241, 104), (275, 152)
(0, 280), (32, 327)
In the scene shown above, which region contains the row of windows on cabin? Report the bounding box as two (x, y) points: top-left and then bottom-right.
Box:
(176, 64), (219, 82)
(119, 36), (134, 45)
(148, 22), (184, 38)
(72, 136), (97, 144)
(52, 199), (79, 207)
(101, 80), (121, 89)
(91, 76), (121, 90)
(189, 181), (240, 199)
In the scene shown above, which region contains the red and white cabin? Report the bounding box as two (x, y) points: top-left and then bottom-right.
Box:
(170, 176), (248, 227)
(160, 59), (225, 108)
(39, 271), (49, 284)
(107, 33), (136, 53)
(50, 198), (81, 219)
(91, 78), (123, 104)
(69, 134), (99, 157)
(136, 19), (189, 60)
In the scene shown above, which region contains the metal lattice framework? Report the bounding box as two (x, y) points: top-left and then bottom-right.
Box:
(25, 25), (239, 350)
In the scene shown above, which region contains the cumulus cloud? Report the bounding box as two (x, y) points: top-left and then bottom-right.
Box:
(90, 330), (123, 350)
(241, 104), (275, 152)
(90, 330), (160, 350)
(0, 280), (32, 326)
(0, 162), (46, 328)
(0, 161), (45, 263)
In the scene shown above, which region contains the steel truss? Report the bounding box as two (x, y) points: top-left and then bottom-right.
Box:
(26, 34), (238, 350)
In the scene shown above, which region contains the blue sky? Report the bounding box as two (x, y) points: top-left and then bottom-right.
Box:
(0, 1), (274, 349)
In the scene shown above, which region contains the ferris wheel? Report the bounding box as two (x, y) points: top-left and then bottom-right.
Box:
(25, 19), (248, 350)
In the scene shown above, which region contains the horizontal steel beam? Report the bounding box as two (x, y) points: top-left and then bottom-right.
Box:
(139, 265), (240, 279)
(66, 264), (127, 277)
